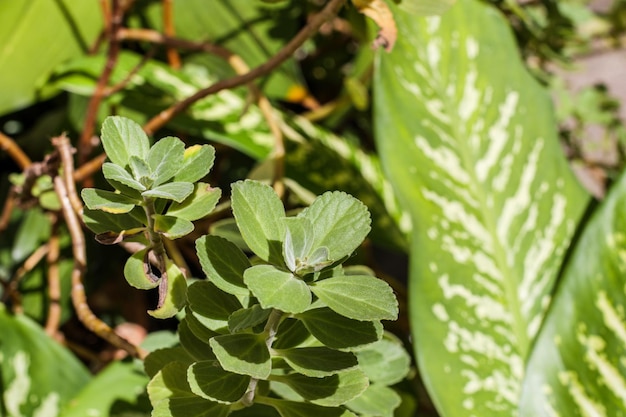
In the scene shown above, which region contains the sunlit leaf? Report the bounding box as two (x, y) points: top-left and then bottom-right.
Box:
(196, 235), (251, 298)
(174, 145), (216, 183)
(166, 183), (221, 222)
(123, 248), (159, 290)
(210, 333), (271, 379)
(188, 360), (249, 403)
(275, 347), (358, 378)
(148, 260), (188, 319)
(143, 182), (194, 202)
(229, 305), (271, 333)
(345, 384), (401, 417)
(148, 136), (186, 186)
(101, 116), (150, 168)
(153, 214), (194, 239)
(81, 188), (138, 213)
(244, 265), (312, 314)
(102, 162), (146, 192)
(355, 336), (411, 385)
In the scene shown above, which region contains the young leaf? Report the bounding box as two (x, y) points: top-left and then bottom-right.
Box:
(243, 265), (312, 314)
(231, 180), (285, 264)
(275, 347), (358, 378)
(166, 183), (221, 222)
(310, 275), (398, 321)
(296, 308), (383, 350)
(187, 281), (243, 322)
(298, 191), (371, 262)
(123, 248), (159, 290)
(282, 217), (315, 273)
(355, 337), (411, 385)
(147, 136), (185, 186)
(173, 144), (216, 183)
(101, 116), (150, 168)
(210, 333), (271, 379)
(148, 260), (188, 319)
(228, 305), (271, 333)
(129, 155), (152, 185)
(81, 188), (138, 214)
(142, 182), (194, 202)
(196, 235), (251, 297)
(188, 360), (250, 404)
(345, 384), (402, 417)
(102, 162), (146, 191)
(153, 214), (194, 239)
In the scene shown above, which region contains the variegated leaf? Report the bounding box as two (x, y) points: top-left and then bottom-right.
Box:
(374, 0), (589, 415)
(520, 168), (626, 416)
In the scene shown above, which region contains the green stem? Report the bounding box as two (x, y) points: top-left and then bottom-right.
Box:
(143, 196), (168, 308)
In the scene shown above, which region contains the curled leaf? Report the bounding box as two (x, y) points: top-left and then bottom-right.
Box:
(352, 0), (397, 52)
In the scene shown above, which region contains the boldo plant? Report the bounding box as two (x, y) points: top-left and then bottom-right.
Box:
(82, 116), (410, 417)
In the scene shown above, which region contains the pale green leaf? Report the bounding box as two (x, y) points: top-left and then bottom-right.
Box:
(243, 265), (312, 314)
(276, 347), (358, 378)
(298, 191), (371, 262)
(81, 188), (138, 214)
(228, 305), (271, 333)
(345, 384), (401, 417)
(296, 308), (383, 350)
(310, 275), (398, 321)
(153, 214), (194, 239)
(374, 0), (589, 415)
(231, 180), (286, 264)
(398, 0), (456, 16)
(188, 360), (250, 403)
(102, 162), (146, 191)
(355, 336), (411, 385)
(196, 235), (251, 297)
(520, 167), (626, 415)
(129, 155), (152, 184)
(123, 248), (159, 290)
(173, 144), (216, 183)
(210, 333), (271, 379)
(143, 182), (194, 202)
(148, 136), (186, 186)
(166, 183), (221, 222)
(282, 217), (314, 273)
(101, 116), (150, 168)
(148, 261), (188, 319)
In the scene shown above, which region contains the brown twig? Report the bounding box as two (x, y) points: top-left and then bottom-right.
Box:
(142, 0), (347, 135)
(0, 131), (31, 169)
(3, 244), (50, 312)
(44, 219), (62, 336)
(117, 28), (232, 59)
(54, 134), (83, 215)
(162, 0), (181, 69)
(104, 46), (157, 96)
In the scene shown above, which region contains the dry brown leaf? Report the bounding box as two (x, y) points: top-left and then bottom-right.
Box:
(353, 0), (398, 52)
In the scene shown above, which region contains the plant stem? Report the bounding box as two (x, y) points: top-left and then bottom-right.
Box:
(142, 196), (168, 308)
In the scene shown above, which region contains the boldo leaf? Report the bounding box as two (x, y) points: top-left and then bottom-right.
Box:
(355, 336), (411, 385)
(148, 260), (188, 319)
(310, 275), (398, 321)
(142, 182), (194, 202)
(81, 188), (138, 214)
(228, 305), (271, 333)
(153, 214), (194, 239)
(144, 347), (194, 379)
(129, 156), (153, 185)
(123, 248), (160, 290)
(188, 281), (243, 322)
(196, 235), (251, 298)
(173, 144), (216, 183)
(82, 207), (145, 235)
(345, 384), (402, 417)
(187, 360), (250, 404)
(210, 333), (271, 379)
(243, 265), (312, 314)
(101, 116), (150, 168)
(166, 183), (221, 222)
(231, 180), (285, 264)
(276, 347), (358, 378)
(298, 191), (371, 262)
(102, 162), (146, 192)
(296, 308), (383, 350)
(147, 136), (186, 186)
(178, 319), (217, 362)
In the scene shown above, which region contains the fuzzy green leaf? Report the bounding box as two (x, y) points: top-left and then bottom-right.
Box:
(355, 337), (411, 385)
(244, 265), (311, 314)
(188, 281), (243, 322)
(101, 116), (150, 168)
(188, 360), (250, 404)
(210, 333), (271, 379)
(143, 182), (194, 202)
(148, 260), (188, 319)
(123, 248), (159, 290)
(273, 369), (368, 407)
(196, 235), (251, 297)
(345, 384), (401, 417)
(166, 183), (221, 222)
(129, 156), (152, 184)
(228, 305), (271, 333)
(173, 144), (215, 183)
(259, 397), (357, 417)
(102, 162), (146, 191)
(282, 217), (314, 273)
(153, 214), (194, 239)
(231, 180), (285, 264)
(82, 207), (144, 235)
(148, 136), (186, 186)
(310, 275), (398, 321)
(81, 188), (138, 214)
(298, 191), (371, 262)
(276, 347), (358, 378)
(296, 308), (383, 350)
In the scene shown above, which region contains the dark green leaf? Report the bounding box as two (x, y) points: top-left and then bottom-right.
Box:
(229, 305), (271, 333)
(101, 116), (150, 168)
(210, 333), (271, 379)
(231, 180), (285, 264)
(11, 208), (49, 263)
(145, 347), (194, 379)
(143, 182), (194, 202)
(196, 235), (251, 297)
(81, 188), (138, 214)
(244, 265), (311, 314)
(184, 307), (223, 341)
(188, 360), (250, 403)
(153, 214), (194, 239)
(148, 136), (186, 186)
(296, 308), (382, 350)
(179, 319), (217, 362)
(276, 347), (358, 378)
(82, 207), (145, 235)
(273, 318), (314, 350)
(148, 261), (188, 319)
(188, 281), (243, 321)
(173, 144), (216, 183)
(166, 183), (221, 222)
(310, 275), (398, 321)
(258, 397), (356, 417)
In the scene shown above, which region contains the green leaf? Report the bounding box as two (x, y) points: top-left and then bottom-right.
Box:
(129, 155), (153, 184)
(148, 260), (188, 319)
(345, 384), (401, 417)
(188, 281), (243, 322)
(179, 319), (217, 362)
(123, 248), (159, 290)
(282, 217), (314, 273)
(210, 333), (271, 379)
(298, 191), (371, 262)
(355, 336), (411, 385)
(244, 265), (312, 314)
(81, 188), (138, 214)
(272, 369), (368, 407)
(173, 144), (216, 183)
(60, 361), (149, 417)
(374, 1), (589, 414)
(520, 167), (626, 415)
(148, 136), (186, 186)
(153, 214), (194, 239)
(188, 360), (250, 404)
(166, 183), (221, 222)
(102, 162), (146, 192)
(273, 319), (314, 350)
(101, 116), (150, 168)
(143, 182), (194, 202)
(276, 347), (358, 378)
(0, 305), (91, 416)
(258, 397), (357, 417)
(231, 180), (286, 264)
(0, 1), (101, 115)
(297, 308), (383, 350)
(310, 275), (398, 321)
(82, 207), (145, 235)
(196, 235), (251, 297)
(229, 305), (271, 333)
(398, 0), (456, 15)
(145, 347), (194, 379)
(184, 307), (222, 342)
(148, 362), (231, 417)
(11, 208), (49, 263)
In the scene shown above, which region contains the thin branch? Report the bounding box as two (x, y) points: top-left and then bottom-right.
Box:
(54, 134), (83, 215)
(117, 28), (232, 59)
(0, 132), (31, 169)
(44, 219), (62, 336)
(3, 244), (50, 312)
(162, 0), (181, 69)
(142, 0), (347, 135)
